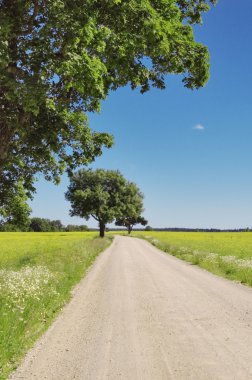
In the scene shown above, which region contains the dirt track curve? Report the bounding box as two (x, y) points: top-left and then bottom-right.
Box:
(11, 235), (252, 380)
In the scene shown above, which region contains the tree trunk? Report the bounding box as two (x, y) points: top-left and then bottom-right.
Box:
(99, 221), (105, 238)
(128, 225), (132, 235)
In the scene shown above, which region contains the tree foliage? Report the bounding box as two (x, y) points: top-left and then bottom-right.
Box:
(115, 181), (147, 233)
(0, 181), (31, 229)
(66, 169), (145, 237)
(145, 225), (153, 231)
(29, 217), (64, 231)
(116, 216), (148, 234)
(65, 224), (89, 232)
(0, 0), (216, 219)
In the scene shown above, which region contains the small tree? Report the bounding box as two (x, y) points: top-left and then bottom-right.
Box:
(115, 181), (147, 234)
(145, 225), (153, 231)
(116, 216), (148, 235)
(66, 169), (129, 237)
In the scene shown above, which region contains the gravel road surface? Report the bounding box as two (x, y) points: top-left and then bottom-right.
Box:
(10, 236), (252, 379)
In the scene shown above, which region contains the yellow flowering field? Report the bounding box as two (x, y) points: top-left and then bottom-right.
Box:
(0, 232), (112, 380)
(132, 231), (252, 286)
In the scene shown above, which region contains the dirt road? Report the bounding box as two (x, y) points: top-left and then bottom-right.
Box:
(11, 236), (252, 380)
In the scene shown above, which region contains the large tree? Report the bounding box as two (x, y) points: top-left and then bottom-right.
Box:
(115, 181), (147, 234)
(66, 169), (144, 237)
(0, 0), (216, 216)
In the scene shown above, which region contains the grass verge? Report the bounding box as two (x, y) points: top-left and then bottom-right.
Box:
(132, 231), (252, 287)
(0, 232), (112, 380)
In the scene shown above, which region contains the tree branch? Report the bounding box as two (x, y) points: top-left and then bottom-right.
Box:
(91, 214), (99, 221)
(20, 0), (39, 36)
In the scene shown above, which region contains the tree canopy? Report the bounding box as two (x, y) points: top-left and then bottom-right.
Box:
(0, 0), (216, 219)
(116, 216), (148, 234)
(115, 181), (147, 233)
(65, 169), (146, 237)
(29, 217), (64, 232)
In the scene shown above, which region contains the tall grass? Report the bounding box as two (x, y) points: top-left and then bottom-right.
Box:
(0, 232), (112, 380)
(132, 231), (252, 287)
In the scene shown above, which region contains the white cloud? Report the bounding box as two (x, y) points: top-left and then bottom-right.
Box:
(193, 124), (205, 130)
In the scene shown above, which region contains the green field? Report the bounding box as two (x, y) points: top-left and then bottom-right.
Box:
(132, 231), (252, 287)
(0, 232), (112, 380)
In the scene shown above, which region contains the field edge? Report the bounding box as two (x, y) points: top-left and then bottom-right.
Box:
(131, 233), (252, 288)
(0, 235), (113, 380)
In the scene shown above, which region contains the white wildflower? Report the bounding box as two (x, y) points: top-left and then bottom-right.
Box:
(0, 266), (59, 311)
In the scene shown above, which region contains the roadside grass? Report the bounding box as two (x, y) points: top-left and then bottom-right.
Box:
(0, 232), (112, 380)
(132, 231), (252, 287)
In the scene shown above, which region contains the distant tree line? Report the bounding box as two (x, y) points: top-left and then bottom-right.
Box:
(141, 227), (252, 232)
(107, 227), (252, 233)
(0, 217), (89, 232)
(1, 218), (250, 234)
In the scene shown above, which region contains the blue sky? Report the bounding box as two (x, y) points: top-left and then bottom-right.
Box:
(30, 0), (252, 229)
